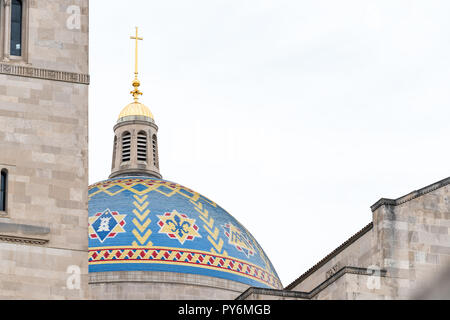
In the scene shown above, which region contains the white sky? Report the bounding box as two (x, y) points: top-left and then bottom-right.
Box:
(89, 0), (450, 287)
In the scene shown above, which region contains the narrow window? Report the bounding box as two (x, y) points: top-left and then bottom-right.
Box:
(10, 0), (22, 56)
(122, 132), (131, 162)
(152, 134), (159, 169)
(0, 1), (3, 59)
(0, 170), (7, 212)
(137, 131), (147, 162)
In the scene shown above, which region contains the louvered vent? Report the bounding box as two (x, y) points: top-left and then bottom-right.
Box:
(137, 131), (147, 162)
(122, 132), (131, 162)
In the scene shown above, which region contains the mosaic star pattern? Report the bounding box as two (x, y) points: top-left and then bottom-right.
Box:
(157, 210), (201, 245)
(89, 209), (126, 243)
(88, 177), (282, 289)
(223, 223), (255, 258)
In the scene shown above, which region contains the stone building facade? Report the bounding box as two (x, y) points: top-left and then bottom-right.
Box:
(238, 178), (450, 300)
(0, 0), (89, 299)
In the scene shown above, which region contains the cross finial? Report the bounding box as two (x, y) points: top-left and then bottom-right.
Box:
(130, 27), (144, 102)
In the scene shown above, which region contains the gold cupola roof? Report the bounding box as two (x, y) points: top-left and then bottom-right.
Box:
(118, 101), (154, 121)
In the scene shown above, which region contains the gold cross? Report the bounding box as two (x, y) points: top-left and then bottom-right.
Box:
(130, 27), (144, 78)
(130, 27), (144, 102)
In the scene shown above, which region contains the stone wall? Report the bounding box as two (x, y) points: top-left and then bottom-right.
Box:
(372, 179), (450, 298)
(0, 0), (89, 299)
(411, 262), (450, 299)
(26, 0), (89, 74)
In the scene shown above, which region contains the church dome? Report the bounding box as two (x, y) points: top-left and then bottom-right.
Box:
(117, 102), (154, 123)
(88, 176), (282, 289)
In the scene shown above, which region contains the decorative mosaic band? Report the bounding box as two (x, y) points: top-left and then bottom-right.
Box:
(88, 178), (217, 207)
(0, 63), (90, 85)
(89, 247), (280, 289)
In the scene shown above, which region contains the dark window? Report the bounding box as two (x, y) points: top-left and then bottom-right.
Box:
(122, 132), (131, 162)
(0, 170), (6, 212)
(0, 2), (2, 50)
(10, 0), (22, 56)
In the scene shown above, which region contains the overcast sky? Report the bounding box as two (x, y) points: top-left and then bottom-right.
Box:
(89, 0), (450, 286)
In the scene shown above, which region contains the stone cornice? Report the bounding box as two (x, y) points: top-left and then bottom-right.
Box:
(371, 176), (450, 212)
(237, 266), (388, 300)
(109, 170), (162, 180)
(0, 63), (90, 85)
(0, 235), (49, 246)
(113, 119), (158, 131)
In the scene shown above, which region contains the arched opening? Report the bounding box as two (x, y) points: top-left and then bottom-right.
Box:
(112, 136), (117, 169)
(0, 169), (7, 212)
(10, 0), (23, 56)
(122, 132), (131, 162)
(152, 134), (159, 169)
(137, 131), (147, 162)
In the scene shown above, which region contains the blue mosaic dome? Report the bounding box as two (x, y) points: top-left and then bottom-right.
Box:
(88, 176), (282, 289)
